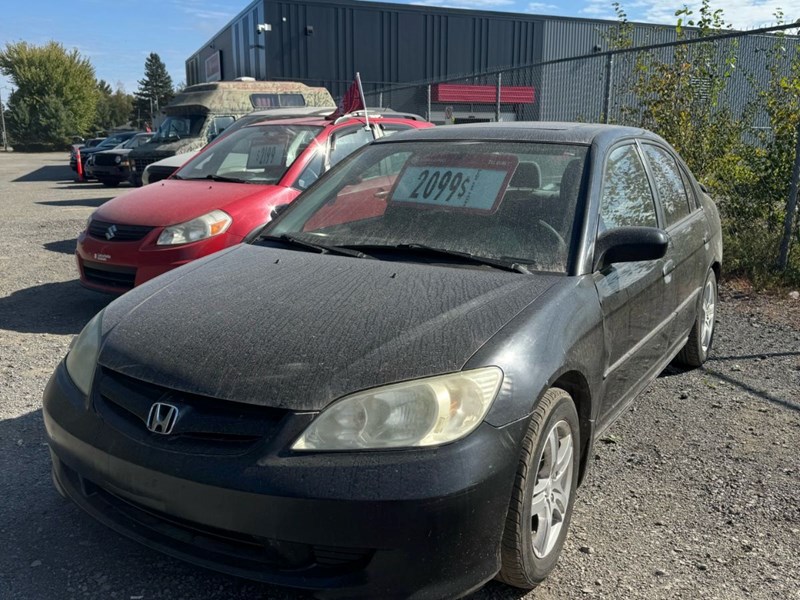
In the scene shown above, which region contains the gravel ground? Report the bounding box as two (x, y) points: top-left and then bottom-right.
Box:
(1, 152), (798, 600)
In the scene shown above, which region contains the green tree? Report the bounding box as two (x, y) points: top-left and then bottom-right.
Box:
(132, 53), (174, 129)
(94, 80), (133, 132)
(0, 41), (98, 149)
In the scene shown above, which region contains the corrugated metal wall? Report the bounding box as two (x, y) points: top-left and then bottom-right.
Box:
(189, 0), (545, 98)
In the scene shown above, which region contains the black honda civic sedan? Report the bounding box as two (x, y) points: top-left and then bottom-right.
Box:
(44, 123), (722, 599)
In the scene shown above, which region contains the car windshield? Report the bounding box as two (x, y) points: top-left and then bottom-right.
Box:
(123, 134), (152, 149)
(175, 123), (324, 185)
(264, 141), (588, 273)
(151, 115), (206, 142)
(97, 134), (129, 148)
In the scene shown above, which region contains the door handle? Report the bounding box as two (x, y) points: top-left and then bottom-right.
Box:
(662, 259), (675, 277)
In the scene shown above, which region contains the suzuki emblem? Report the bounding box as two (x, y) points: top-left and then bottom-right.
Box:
(146, 402), (179, 435)
(105, 224), (118, 240)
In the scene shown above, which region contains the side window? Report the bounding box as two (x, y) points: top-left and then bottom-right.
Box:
(680, 169), (700, 209)
(208, 116), (236, 141)
(295, 150), (325, 191)
(600, 145), (657, 230)
(642, 144), (691, 226)
(328, 128), (374, 167)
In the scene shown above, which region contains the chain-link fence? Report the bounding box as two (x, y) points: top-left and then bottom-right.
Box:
(356, 23), (798, 126)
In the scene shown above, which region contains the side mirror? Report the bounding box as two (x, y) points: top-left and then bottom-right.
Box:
(593, 227), (669, 271)
(270, 203), (290, 220)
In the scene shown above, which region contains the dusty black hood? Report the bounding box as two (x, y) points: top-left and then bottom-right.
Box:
(98, 245), (558, 410)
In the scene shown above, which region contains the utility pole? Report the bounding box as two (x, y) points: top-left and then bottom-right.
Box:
(0, 88), (8, 152)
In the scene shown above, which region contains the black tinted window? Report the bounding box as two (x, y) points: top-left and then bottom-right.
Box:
(643, 145), (691, 226)
(600, 145), (657, 229)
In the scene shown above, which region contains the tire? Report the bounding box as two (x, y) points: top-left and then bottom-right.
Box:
(497, 387), (581, 588)
(675, 269), (717, 368)
(99, 179), (120, 188)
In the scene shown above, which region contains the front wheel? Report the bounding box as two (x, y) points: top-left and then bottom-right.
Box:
(675, 269), (717, 367)
(497, 387), (580, 588)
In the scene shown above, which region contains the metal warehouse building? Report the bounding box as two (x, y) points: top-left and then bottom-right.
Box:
(184, 0), (779, 124)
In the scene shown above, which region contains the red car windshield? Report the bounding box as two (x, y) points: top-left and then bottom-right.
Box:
(265, 141), (588, 273)
(175, 124), (324, 185)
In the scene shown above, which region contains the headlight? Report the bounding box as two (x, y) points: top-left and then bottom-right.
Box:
(65, 310), (104, 396)
(156, 210), (232, 245)
(292, 367), (503, 451)
(114, 155), (122, 165)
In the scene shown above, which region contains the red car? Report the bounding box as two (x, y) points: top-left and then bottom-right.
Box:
(77, 112), (432, 293)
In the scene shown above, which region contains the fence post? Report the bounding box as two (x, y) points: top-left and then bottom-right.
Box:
(602, 52), (615, 124)
(777, 121), (800, 271)
(496, 73), (502, 122)
(426, 84), (431, 122)
(379, 92), (383, 109)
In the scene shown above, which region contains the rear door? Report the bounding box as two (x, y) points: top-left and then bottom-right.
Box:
(594, 143), (672, 427)
(640, 143), (707, 349)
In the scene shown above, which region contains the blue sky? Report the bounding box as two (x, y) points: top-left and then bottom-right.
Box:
(0, 0), (791, 97)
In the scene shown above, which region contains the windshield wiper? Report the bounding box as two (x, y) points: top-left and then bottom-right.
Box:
(342, 243), (531, 274)
(176, 174), (249, 183)
(259, 234), (372, 259)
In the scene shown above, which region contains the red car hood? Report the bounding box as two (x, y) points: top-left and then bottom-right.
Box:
(93, 179), (291, 226)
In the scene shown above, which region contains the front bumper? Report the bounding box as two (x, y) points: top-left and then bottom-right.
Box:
(44, 363), (525, 599)
(91, 164), (132, 182)
(76, 230), (241, 293)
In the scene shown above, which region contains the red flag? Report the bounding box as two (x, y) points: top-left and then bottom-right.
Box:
(327, 73), (366, 120)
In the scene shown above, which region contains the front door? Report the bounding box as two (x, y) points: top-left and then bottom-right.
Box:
(594, 143), (673, 428)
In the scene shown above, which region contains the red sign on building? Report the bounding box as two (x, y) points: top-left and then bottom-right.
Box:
(432, 84), (535, 104)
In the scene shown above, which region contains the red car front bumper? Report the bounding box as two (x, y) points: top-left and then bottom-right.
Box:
(76, 228), (243, 294)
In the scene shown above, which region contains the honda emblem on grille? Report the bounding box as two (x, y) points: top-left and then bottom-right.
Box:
(146, 402), (179, 435)
(105, 224), (118, 240)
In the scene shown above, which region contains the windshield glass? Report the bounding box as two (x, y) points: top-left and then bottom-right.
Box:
(151, 115), (206, 142)
(175, 123), (324, 184)
(265, 141), (588, 273)
(97, 134), (129, 148)
(123, 134), (152, 149)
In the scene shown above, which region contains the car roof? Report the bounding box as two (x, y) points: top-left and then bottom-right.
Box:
(244, 113), (423, 129)
(374, 121), (663, 147)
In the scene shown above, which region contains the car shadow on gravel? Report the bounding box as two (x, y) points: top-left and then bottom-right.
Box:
(37, 197), (113, 208)
(53, 182), (113, 190)
(0, 410), (312, 600)
(702, 366), (800, 413)
(12, 165), (72, 182)
(0, 280), (110, 335)
(42, 239), (76, 255)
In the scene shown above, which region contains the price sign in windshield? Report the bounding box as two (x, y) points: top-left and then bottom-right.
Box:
(247, 141), (286, 169)
(390, 154), (518, 213)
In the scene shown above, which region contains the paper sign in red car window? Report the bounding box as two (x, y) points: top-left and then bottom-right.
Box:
(247, 140), (286, 169)
(390, 154), (518, 213)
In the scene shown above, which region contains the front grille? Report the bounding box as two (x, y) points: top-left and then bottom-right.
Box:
(94, 368), (287, 455)
(133, 157), (153, 172)
(146, 165), (179, 184)
(132, 152), (172, 173)
(94, 153), (122, 167)
(88, 220), (154, 242)
(59, 462), (374, 574)
(83, 263), (136, 290)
